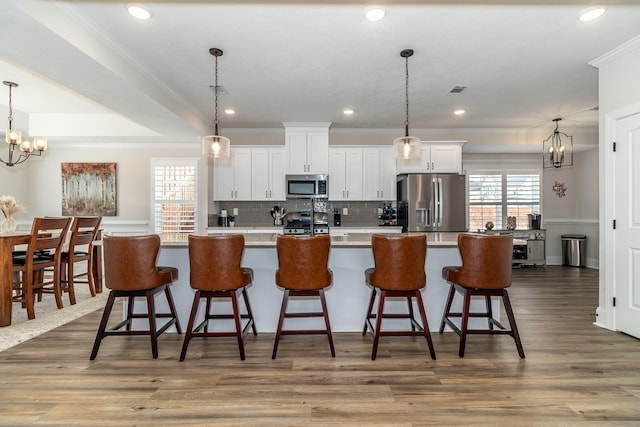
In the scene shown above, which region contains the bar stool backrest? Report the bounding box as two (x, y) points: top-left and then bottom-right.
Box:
(454, 233), (513, 290)
(276, 234), (331, 290)
(369, 233), (427, 291)
(188, 234), (248, 291)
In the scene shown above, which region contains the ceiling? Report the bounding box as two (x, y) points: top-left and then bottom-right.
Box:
(1, 0), (640, 147)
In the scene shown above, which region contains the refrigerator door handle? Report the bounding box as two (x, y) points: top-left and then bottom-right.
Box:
(437, 178), (443, 227)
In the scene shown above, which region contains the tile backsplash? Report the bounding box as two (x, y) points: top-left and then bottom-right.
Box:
(210, 200), (393, 228)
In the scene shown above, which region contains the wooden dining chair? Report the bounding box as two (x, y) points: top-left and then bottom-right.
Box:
(60, 216), (102, 304)
(12, 217), (72, 320)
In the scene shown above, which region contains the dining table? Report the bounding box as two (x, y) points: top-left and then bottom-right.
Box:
(0, 230), (104, 327)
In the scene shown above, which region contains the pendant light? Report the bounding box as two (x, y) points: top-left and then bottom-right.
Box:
(202, 48), (231, 158)
(393, 49), (421, 160)
(543, 118), (573, 169)
(2, 81), (48, 167)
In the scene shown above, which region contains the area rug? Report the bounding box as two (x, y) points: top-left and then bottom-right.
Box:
(0, 286), (108, 352)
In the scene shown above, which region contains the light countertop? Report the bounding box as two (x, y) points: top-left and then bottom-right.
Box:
(162, 231), (461, 248)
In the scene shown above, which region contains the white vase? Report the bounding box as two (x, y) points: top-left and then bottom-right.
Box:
(1, 216), (17, 233)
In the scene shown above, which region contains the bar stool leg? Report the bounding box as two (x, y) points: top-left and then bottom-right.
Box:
(272, 289), (290, 359)
(90, 291), (116, 360)
(439, 284), (456, 333)
(362, 288), (376, 335)
(319, 289), (335, 357)
(242, 288), (258, 336)
(146, 290), (159, 359)
(231, 291), (246, 360)
(459, 290), (472, 358)
(371, 290), (387, 360)
(415, 291), (436, 360)
(179, 291), (201, 361)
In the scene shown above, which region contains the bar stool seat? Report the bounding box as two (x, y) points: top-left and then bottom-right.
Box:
(272, 234), (334, 359)
(363, 233), (436, 360)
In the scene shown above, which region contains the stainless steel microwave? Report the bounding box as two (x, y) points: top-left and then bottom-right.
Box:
(285, 174), (329, 199)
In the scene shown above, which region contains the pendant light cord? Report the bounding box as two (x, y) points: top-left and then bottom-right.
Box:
(404, 54), (410, 137)
(7, 84), (13, 133)
(214, 53), (220, 136)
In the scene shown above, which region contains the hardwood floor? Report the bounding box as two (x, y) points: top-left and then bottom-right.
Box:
(1, 266), (640, 425)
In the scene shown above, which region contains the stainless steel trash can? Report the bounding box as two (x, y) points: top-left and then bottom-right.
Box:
(562, 234), (586, 267)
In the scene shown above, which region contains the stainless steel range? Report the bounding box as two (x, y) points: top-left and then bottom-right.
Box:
(283, 211), (329, 235)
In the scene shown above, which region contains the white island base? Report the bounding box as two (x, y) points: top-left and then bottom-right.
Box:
(152, 236), (500, 333)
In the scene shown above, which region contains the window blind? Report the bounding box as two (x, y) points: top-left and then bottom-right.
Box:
(152, 159), (198, 240)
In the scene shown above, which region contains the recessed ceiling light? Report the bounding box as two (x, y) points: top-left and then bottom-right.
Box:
(224, 109), (236, 115)
(127, 4), (152, 20)
(454, 109), (466, 116)
(578, 7), (606, 22)
(364, 8), (386, 22)
(343, 109), (355, 116)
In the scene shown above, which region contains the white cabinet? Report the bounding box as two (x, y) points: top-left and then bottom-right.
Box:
(284, 124), (330, 174)
(213, 148), (252, 201)
(362, 146), (396, 200)
(329, 147), (363, 200)
(252, 147), (286, 201)
(396, 142), (463, 174)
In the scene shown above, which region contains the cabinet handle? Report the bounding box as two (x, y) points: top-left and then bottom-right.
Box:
(431, 162), (434, 170)
(347, 190), (349, 198)
(265, 190), (268, 198)
(235, 190), (238, 198)
(230, 191), (233, 198)
(269, 190), (272, 198)
(380, 190), (383, 198)
(342, 190), (345, 198)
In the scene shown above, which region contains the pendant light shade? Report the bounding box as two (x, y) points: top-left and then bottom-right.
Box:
(393, 49), (421, 160)
(201, 48), (230, 158)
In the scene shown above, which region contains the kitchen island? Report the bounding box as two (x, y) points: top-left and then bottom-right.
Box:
(154, 232), (500, 333)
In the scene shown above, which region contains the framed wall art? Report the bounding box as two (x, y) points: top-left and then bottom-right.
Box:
(61, 162), (117, 216)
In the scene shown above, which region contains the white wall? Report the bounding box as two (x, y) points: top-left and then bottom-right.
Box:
(590, 36), (640, 330)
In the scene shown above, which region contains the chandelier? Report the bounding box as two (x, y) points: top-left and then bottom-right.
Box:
(393, 49), (421, 160)
(201, 48), (231, 158)
(2, 81), (48, 167)
(543, 118), (573, 169)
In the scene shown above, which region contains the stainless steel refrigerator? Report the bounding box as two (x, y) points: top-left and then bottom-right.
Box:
(397, 173), (467, 232)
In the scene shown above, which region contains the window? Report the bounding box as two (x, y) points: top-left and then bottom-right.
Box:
(468, 171), (540, 231)
(151, 159), (198, 240)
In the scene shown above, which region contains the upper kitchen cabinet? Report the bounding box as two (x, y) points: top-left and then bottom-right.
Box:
(363, 146), (396, 201)
(252, 147), (286, 201)
(213, 147), (252, 201)
(284, 122), (330, 174)
(329, 147), (363, 201)
(396, 142), (464, 174)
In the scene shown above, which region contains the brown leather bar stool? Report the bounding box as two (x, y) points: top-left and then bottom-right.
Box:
(272, 234), (334, 359)
(90, 234), (182, 360)
(440, 233), (525, 358)
(180, 234), (257, 361)
(363, 233), (436, 360)
(60, 216), (102, 305)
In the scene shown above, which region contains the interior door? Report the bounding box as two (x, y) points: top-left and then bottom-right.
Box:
(614, 111), (640, 338)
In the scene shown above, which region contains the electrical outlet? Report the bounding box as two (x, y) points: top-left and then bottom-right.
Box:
(233, 208), (238, 216)
(342, 207), (348, 215)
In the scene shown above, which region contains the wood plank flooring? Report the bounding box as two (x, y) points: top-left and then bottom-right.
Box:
(1, 266), (640, 425)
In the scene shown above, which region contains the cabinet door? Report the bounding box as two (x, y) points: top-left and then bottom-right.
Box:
(344, 148), (363, 200)
(430, 145), (462, 173)
(286, 131), (309, 173)
(251, 148), (271, 201)
(328, 148), (347, 201)
(396, 145), (431, 173)
(214, 154), (235, 201)
(307, 131), (329, 174)
(269, 147), (286, 200)
(233, 149), (252, 200)
(527, 239), (545, 262)
(362, 148), (382, 200)
(379, 147), (397, 200)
